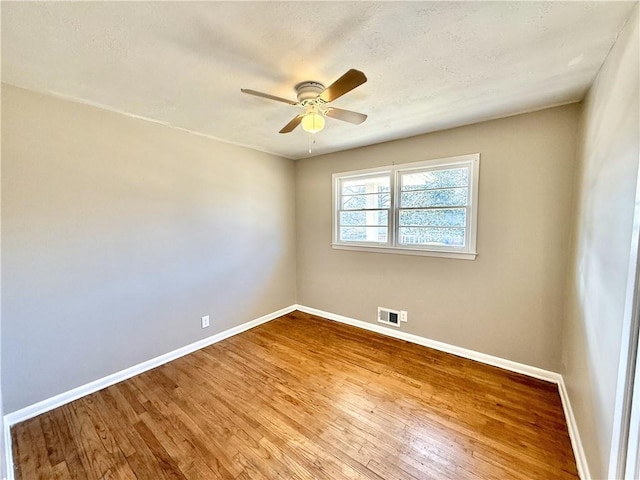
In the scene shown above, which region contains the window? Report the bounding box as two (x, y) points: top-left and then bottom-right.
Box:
(332, 153), (479, 259)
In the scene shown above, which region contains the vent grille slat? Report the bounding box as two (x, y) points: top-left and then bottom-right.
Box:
(377, 307), (401, 328)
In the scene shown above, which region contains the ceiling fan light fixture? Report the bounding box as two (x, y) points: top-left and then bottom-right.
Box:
(241, 69), (367, 136)
(301, 111), (325, 133)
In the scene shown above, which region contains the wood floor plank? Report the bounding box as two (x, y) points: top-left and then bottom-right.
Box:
(47, 407), (89, 480)
(38, 412), (66, 468)
(61, 401), (120, 479)
(133, 419), (189, 480)
(11, 418), (52, 480)
(49, 461), (72, 480)
(10, 311), (579, 479)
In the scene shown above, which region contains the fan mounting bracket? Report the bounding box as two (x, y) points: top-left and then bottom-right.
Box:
(295, 81), (326, 104)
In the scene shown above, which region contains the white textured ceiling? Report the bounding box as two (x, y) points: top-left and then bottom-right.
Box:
(1, 2), (635, 159)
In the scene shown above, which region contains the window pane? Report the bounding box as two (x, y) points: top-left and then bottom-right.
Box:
(399, 208), (466, 227)
(342, 176), (390, 195)
(340, 210), (388, 226)
(340, 226), (388, 243)
(398, 227), (465, 247)
(342, 193), (391, 210)
(401, 167), (469, 191)
(400, 188), (467, 208)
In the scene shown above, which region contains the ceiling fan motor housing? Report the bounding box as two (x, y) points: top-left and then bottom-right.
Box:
(295, 81), (325, 104)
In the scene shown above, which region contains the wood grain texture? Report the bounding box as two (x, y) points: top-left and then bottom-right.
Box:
(11, 311), (579, 479)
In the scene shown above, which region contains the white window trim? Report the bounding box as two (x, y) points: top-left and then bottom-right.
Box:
(332, 153), (480, 260)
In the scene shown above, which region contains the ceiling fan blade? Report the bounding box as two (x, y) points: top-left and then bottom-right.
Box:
(326, 107), (367, 125)
(319, 69), (367, 103)
(241, 88), (298, 106)
(279, 114), (304, 134)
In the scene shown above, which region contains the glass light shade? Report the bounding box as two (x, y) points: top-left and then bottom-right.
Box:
(301, 112), (325, 133)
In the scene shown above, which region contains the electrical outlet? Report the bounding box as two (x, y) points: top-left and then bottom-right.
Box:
(201, 315), (210, 329)
(400, 310), (408, 322)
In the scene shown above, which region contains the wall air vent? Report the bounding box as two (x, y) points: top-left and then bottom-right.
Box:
(378, 307), (401, 328)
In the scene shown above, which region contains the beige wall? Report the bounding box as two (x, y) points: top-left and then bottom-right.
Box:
(296, 105), (579, 372)
(1, 85), (297, 413)
(562, 6), (640, 479)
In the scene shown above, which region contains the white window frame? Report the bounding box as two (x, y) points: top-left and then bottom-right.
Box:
(332, 153), (480, 260)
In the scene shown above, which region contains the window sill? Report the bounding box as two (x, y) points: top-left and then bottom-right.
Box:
(331, 243), (477, 260)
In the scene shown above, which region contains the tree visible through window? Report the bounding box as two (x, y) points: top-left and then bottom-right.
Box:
(398, 167), (468, 247)
(333, 154), (479, 259)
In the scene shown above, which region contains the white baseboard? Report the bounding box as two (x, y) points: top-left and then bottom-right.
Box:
(4, 305), (296, 430)
(557, 377), (591, 480)
(3, 304), (590, 480)
(2, 304), (297, 479)
(294, 304), (590, 479)
(294, 304), (560, 382)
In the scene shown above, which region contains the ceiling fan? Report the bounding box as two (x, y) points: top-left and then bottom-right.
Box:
(241, 69), (368, 134)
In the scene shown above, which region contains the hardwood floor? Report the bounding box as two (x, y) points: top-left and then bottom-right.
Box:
(11, 311), (579, 479)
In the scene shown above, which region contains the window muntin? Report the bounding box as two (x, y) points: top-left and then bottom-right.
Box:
(332, 154), (479, 259)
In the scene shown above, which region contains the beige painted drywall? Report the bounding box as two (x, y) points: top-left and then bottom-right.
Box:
(296, 104), (579, 372)
(1, 85), (297, 413)
(562, 6), (640, 479)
